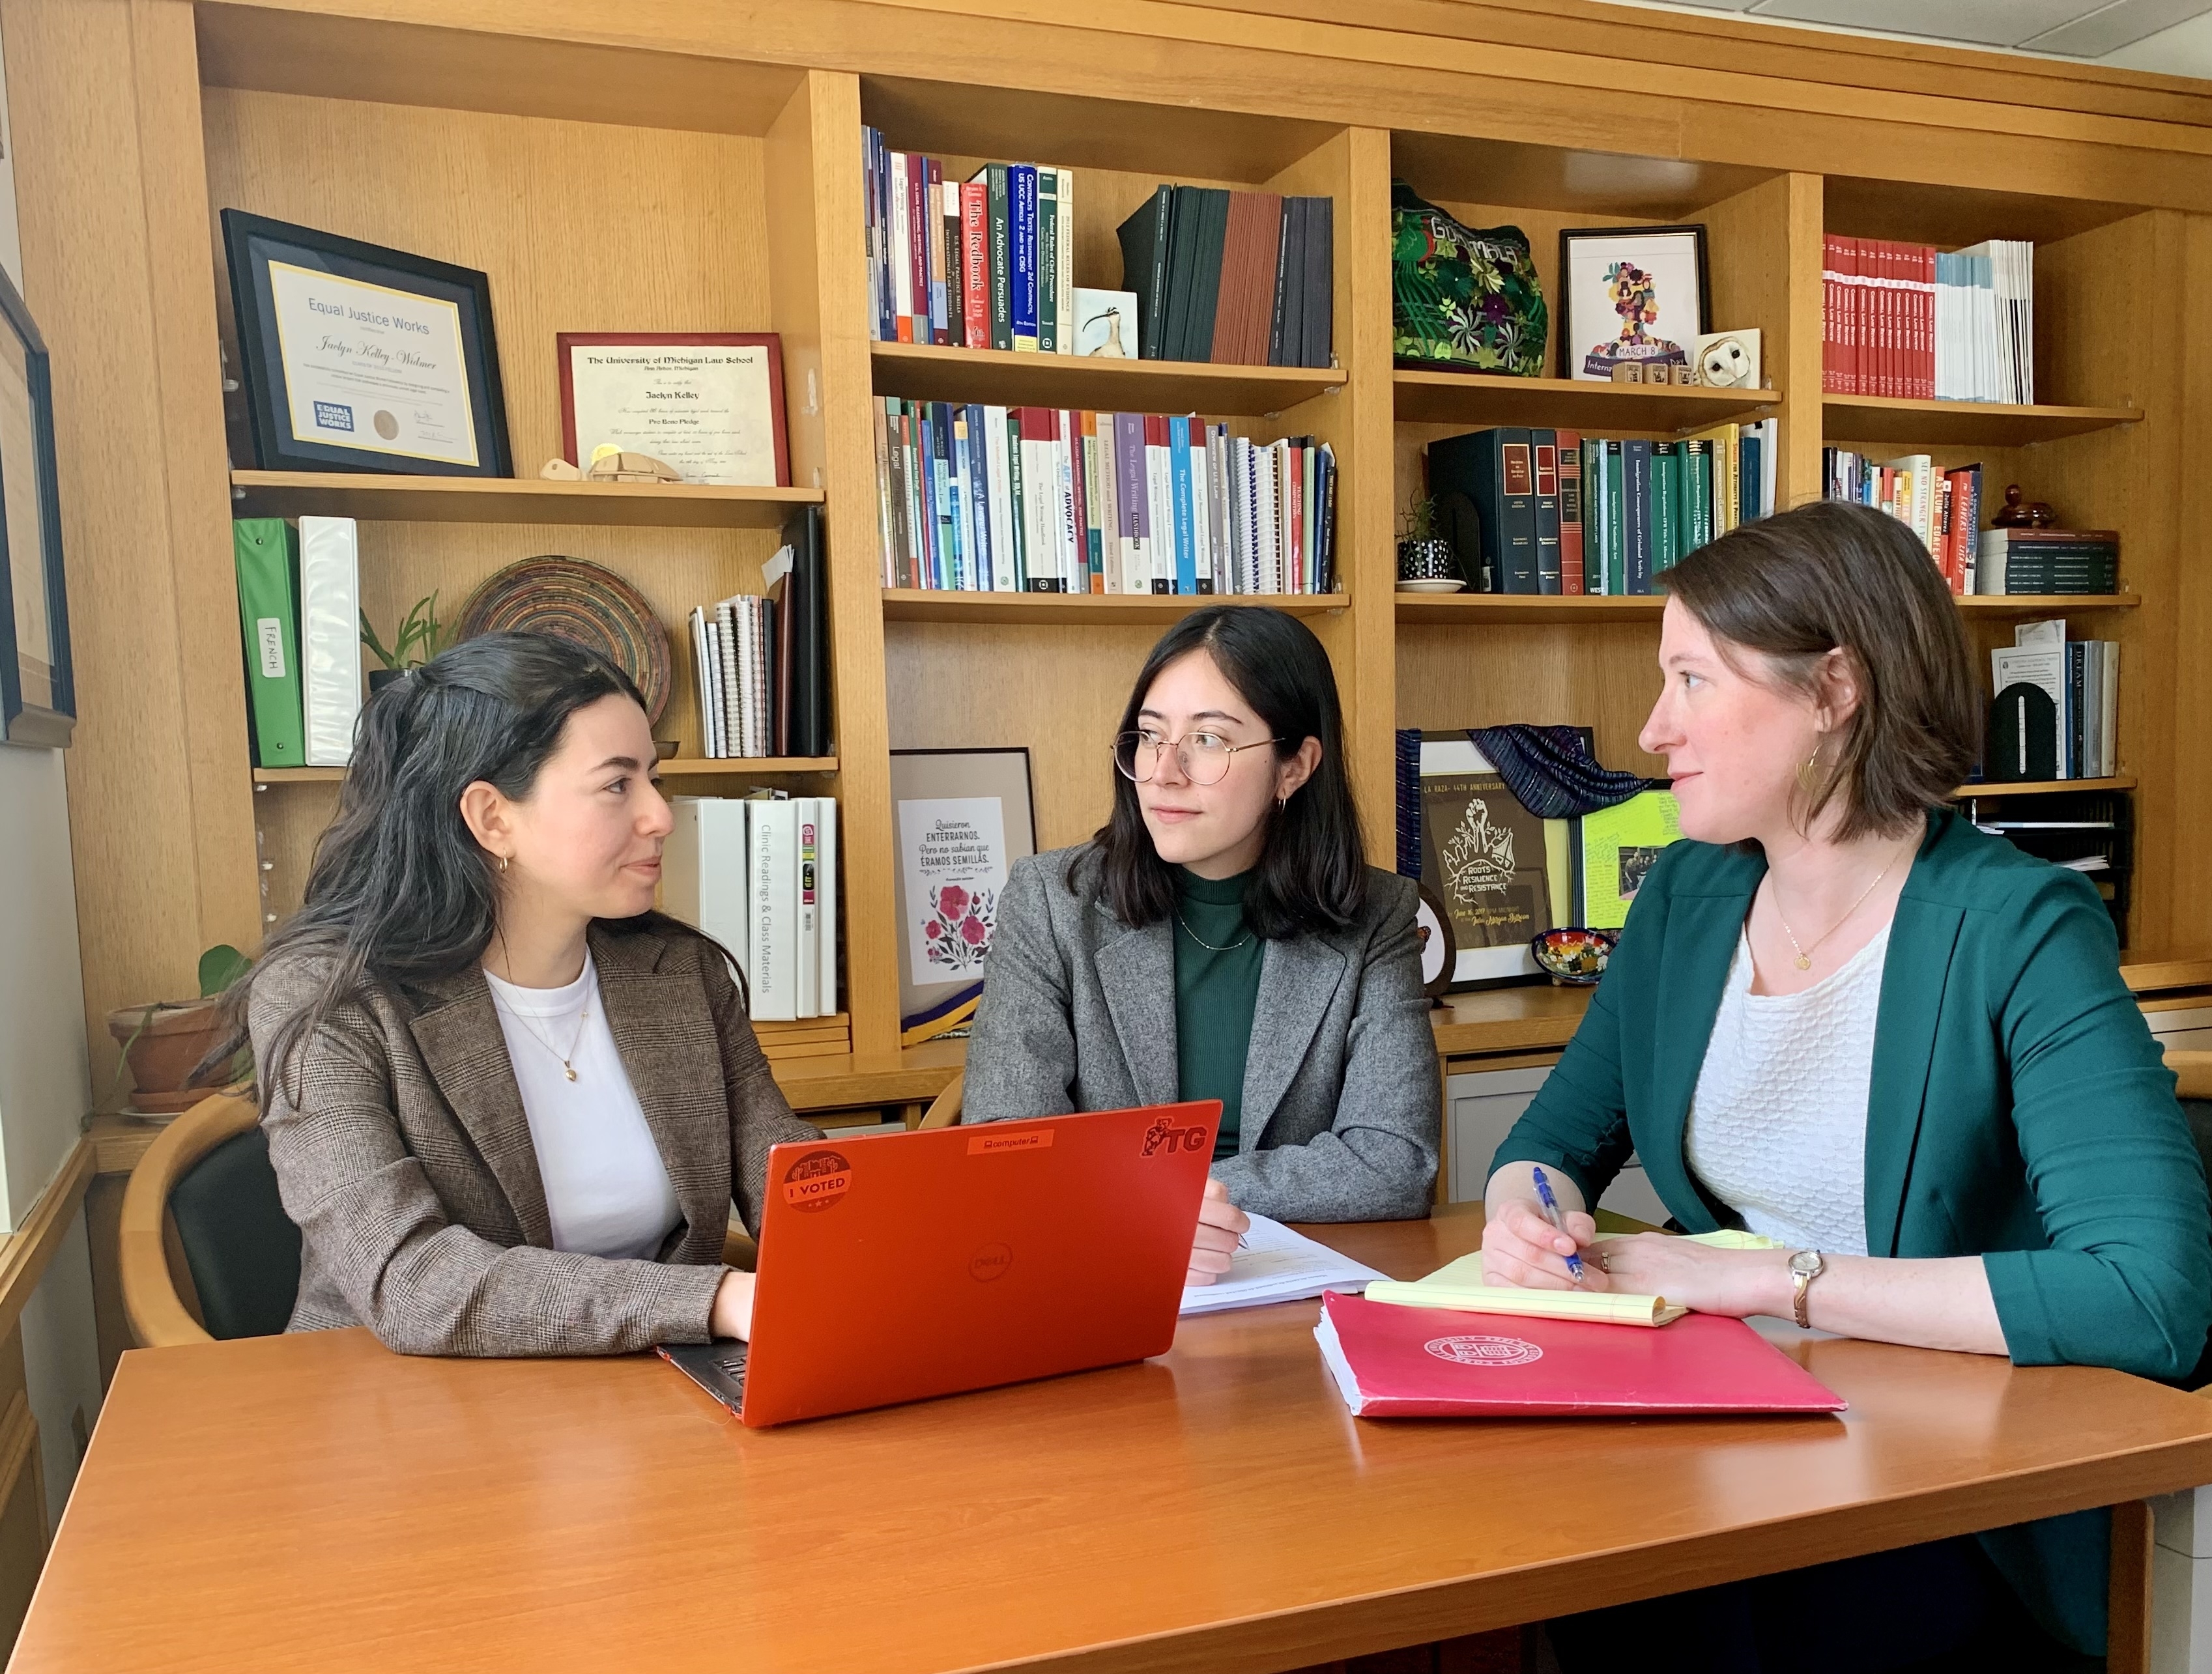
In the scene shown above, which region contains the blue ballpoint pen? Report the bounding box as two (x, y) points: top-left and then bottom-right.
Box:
(1529, 1166), (1587, 1285)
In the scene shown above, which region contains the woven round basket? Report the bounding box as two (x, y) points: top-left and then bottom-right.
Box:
(453, 555), (671, 726)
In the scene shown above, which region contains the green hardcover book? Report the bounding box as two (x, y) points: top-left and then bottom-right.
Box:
(1162, 186), (1204, 362)
(1037, 169), (1060, 353)
(1683, 438), (1714, 550)
(1604, 440), (1627, 596)
(1585, 435), (1610, 595)
(1652, 443), (1681, 575)
(1005, 409), (1028, 588)
(233, 517), (304, 769)
(1183, 187), (1230, 363)
(982, 164), (1013, 352)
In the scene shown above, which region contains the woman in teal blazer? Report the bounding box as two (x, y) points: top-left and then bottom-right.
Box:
(1485, 502), (2210, 1673)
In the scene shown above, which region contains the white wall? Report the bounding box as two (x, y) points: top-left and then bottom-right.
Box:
(0, 22), (106, 1531)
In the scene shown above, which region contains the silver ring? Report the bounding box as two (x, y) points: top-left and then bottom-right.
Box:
(1594, 1251), (1611, 1273)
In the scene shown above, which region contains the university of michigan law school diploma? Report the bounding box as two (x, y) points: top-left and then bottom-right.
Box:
(565, 343), (781, 486)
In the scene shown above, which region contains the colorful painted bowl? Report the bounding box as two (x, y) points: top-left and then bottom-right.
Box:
(1530, 927), (1618, 986)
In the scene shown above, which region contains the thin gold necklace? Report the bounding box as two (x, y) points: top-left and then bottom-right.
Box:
(494, 991), (591, 1082)
(1772, 845), (1906, 972)
(1176, 910), (1252, 953)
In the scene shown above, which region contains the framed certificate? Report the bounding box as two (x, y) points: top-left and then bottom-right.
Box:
(221, 210), (511, 477)
(557, 333), (790, 487)
(0, 262), (72, 748)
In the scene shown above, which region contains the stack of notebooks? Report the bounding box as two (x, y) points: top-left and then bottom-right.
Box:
(1977, 527), (2120, 596)
(232, 515), (361, 770)
(1820, 452), (1984, 594)
(1425, 422), (1776, 596)
(874, 398), (1336, 595)
(864, 131), (1081, 353)
(661, 795), (840, 1024)
(1821, 234), (2034, 404)
(1115, 185), (1334, 367)
(1988, 619), (2119, 780)
(685, 509), (832, 759)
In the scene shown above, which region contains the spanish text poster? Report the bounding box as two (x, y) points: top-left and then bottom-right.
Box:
(897, 796), (1009, 989)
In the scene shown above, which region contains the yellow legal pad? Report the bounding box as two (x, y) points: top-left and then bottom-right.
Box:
(1364, 1231), (1780, 1329)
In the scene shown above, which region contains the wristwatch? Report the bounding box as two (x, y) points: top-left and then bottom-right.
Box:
(1788, 1249), (1825, 1329)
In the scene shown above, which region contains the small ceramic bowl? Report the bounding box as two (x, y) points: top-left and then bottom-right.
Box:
(1530, 926), (1618, 986)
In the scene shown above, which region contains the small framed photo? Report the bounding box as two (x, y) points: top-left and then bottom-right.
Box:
(0, 264), (72, 748)
(889, 748), (1038, 1036)
(1558, 225), (1710, 383)
(557, 332), (790, 487)
(221, 210), (512, 477)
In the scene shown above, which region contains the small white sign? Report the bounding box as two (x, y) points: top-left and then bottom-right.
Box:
(255, 617), (286, 679)
(896, 796), (1009, 989)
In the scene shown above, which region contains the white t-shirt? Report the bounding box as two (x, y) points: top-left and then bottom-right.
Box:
(483, 954), (682, 1260)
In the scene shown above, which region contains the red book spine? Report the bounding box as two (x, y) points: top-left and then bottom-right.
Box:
(1919, 244), (1938, 401)
(1846, 236), (1865, 397)
(1557, 428), (1585, 595)
(1822, 235), (1842, 394)
(960, 183), (990, 351)
(1288, 444), (1306, 594)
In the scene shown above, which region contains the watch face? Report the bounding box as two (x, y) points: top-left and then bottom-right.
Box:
(1789, 1250), (1822, 1277)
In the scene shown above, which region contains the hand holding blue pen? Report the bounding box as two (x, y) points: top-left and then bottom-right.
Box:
(1530, 1166), (1587, 1286)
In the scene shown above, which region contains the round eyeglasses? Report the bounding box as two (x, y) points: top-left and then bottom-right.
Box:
(1113, 729), (1283, 786)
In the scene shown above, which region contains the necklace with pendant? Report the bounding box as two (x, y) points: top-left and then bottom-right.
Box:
(495, 995), (591, 1082)
(1774, 845), (1906, 972)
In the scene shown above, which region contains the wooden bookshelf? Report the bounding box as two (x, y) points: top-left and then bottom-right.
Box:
(1820, 395), (2145, 447)
(27, 0), (2212, 1103)
(870, 341), (1343, 417)
(228, 471), (824, 530)
(1953, 778), (2138, 797)
(1393, 371), (1781, 433)
(253, 759), (840, 787)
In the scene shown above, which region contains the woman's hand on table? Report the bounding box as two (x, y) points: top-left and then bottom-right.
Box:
(710, 1270), (756, 1339)
(1587, 1233), (1792, 1318)
(1480, 1199), (1611, 1291)
(1186, 1178), (1250, 1287)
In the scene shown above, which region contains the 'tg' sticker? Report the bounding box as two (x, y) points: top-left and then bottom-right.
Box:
(782, 1150), (852, 1213)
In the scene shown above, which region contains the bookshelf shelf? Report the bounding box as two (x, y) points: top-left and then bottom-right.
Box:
(658, 758), (841, 776)
(882, 589), (1342, 626)
(1392, 371), (1781, 433)
(1395, 594), (1661, 625)
(1957, 593), (2140, 614)
(228, 471), (824, 530)
(1953, 777), (2137, 796)
(870, 341), (1343, 418)
(250, 768), (343, 786)
(1820, 396), (2144, 447)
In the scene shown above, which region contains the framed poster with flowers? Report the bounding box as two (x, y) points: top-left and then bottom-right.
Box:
(1557, 224), (1708, 382)
(889, 747), (1037, 1041)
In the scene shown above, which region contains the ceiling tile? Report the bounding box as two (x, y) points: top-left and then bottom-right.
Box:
(2022, 0), (2212, 53)
(1745, 0), (2095, 46)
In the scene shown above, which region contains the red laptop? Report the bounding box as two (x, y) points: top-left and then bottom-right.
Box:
(663, 1101), (1220, 1427)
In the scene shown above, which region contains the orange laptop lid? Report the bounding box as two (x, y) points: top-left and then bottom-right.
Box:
(738, 1101), (1222, 1427)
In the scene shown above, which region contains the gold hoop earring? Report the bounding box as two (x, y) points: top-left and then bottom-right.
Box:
(1276, 795), (1289, 814)
(498, 854), (510, 874)
(1796, 750), (1823, 793)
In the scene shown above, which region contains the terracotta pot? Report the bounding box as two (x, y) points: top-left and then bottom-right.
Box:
(106, 999), (229, 1102)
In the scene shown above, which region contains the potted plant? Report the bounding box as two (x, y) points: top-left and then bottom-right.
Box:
(1396, 495), (1459, 588)
(360, 591), (450, 694)
(105, 944), (253, 1118)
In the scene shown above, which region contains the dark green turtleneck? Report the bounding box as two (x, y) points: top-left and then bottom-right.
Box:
(1172, 867), (1265, 1162)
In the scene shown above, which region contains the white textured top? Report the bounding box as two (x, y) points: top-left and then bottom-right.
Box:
(1681, 923), (1891, 1256)
(484, 954), (682, 1260)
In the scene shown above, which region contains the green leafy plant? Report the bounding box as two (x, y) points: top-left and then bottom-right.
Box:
(1400, 495), (1437, 541)
(360, 591), (450, 672)
(107, 944), (255, 1105)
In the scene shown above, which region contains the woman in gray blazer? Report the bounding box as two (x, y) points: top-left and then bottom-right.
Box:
(218, 632), (818, 1357)
(964, 606), (1441, 1281)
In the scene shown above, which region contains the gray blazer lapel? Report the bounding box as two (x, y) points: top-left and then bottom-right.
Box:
(1094, 918), (1179, 1107)
(407, 969), (554, 1248)
(1241, 935), (1346, 1146)
(590, 927), (728, 1250)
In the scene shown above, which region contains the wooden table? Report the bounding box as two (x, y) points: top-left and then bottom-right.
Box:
(18, 1208), (2212, 1674)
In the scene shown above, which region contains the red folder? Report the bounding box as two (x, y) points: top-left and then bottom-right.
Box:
(1315, 1292), (1846, 1419)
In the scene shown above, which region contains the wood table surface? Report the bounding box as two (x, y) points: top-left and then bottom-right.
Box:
(18, 1205), (2212, 1674)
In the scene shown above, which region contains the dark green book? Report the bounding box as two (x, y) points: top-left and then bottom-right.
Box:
(233, 517), (304, 769)
(1652, 443), (1682, 574)
(1274, 196), (1306, 369)
(1115, 185), (1173, 360)
(1162, 186), (1204, 362)
(1181, 188), (1230, 363)
(977, 163), (1012, 352)
(1605, 440), (1627, 595)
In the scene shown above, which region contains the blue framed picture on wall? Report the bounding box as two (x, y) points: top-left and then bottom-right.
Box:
(0, 262), (73, 748)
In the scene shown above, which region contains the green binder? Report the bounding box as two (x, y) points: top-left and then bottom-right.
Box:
(233, 518), (304, 769)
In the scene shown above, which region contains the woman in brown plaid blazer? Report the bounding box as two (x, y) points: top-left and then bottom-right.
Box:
(221, 632), (818, 1357)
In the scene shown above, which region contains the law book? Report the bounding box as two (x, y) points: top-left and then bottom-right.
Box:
(1160, 186), (1205, 362)
(1212, 191), (1281, 366)
(984, 404), (1016, 591)
(1181, 187), (1230, 363)
(888, 149), (913, 341)
(1314, 1292), (1848, 1419)
(1651, 442), (1682, 576)
(1529, 429), (1562, 596)
(1603, 439), (1627, 595)
(977, 164), (1014, 351)
(231, 517), (304, 769)
(1681, 438), (1714, 551)
(1054, 167), (1074, 362)
(1622, 440), (1654, 595)
(1300, 194), (1333, 370)
(924, 157), (948, 345)
(1036, 167), (1060, 352)
(1428, 426), (1534, 595)
(295, 515), (360, 768)
(747, 797), (801, 1021)
(1556, 429), (1585, 595)
(1145, 414), (1176, 593)
(1267, 193), (1299, 368)
(1009, 163), (1039, 351)
(960, 180), (990, 350)
(1115, 186), (1173, 360)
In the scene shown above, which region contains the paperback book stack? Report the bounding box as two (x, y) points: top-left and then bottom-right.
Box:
(874, 397), (1336, 595)
(662, 795), (839, 1025)
(1821, 235), (2034, 403)
(1114, 184), (1334, 367)
(683, 513), (832, 758)
(863, 129), (1082, 352)
(1820, 451), (1983, 594)
(1977, 528), (2120, 596)
(1425, 421), (1776, 596)
(1987, 620), (2119, 781)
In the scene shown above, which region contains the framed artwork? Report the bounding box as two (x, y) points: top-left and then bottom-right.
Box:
(0, 263), (73, 748)
(1557, 225), (1709, 382)
(222, 210), (512, 477)
(889, 748), (1037, 1038)
(556, 332), (790, 487)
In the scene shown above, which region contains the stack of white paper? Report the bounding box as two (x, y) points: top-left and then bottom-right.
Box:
(1178, 1214), (1386, 1316)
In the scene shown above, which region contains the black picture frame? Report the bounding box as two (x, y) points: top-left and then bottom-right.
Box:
(1556, 223), (1711, 382)
(0, 263), (74, 748)
(221, 209), (512, 477)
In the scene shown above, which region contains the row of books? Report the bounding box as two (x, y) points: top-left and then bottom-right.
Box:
(872, 397), (1338, 595)
(682, 509), (833, 759)
(1989, 622), (2118, 782)
(1425, 421), (1777, 597)
(1820, 451), (1983, 595)
(662, 795), (839, 1023)
(1115, 185), (1334, 367)
(1820, 234), (2034, 404)
(233, 515), (360, 769)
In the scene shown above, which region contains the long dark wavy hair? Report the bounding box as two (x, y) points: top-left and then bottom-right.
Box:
(217, 631), (698, 1101)
(1079, 605), (1367, 938)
